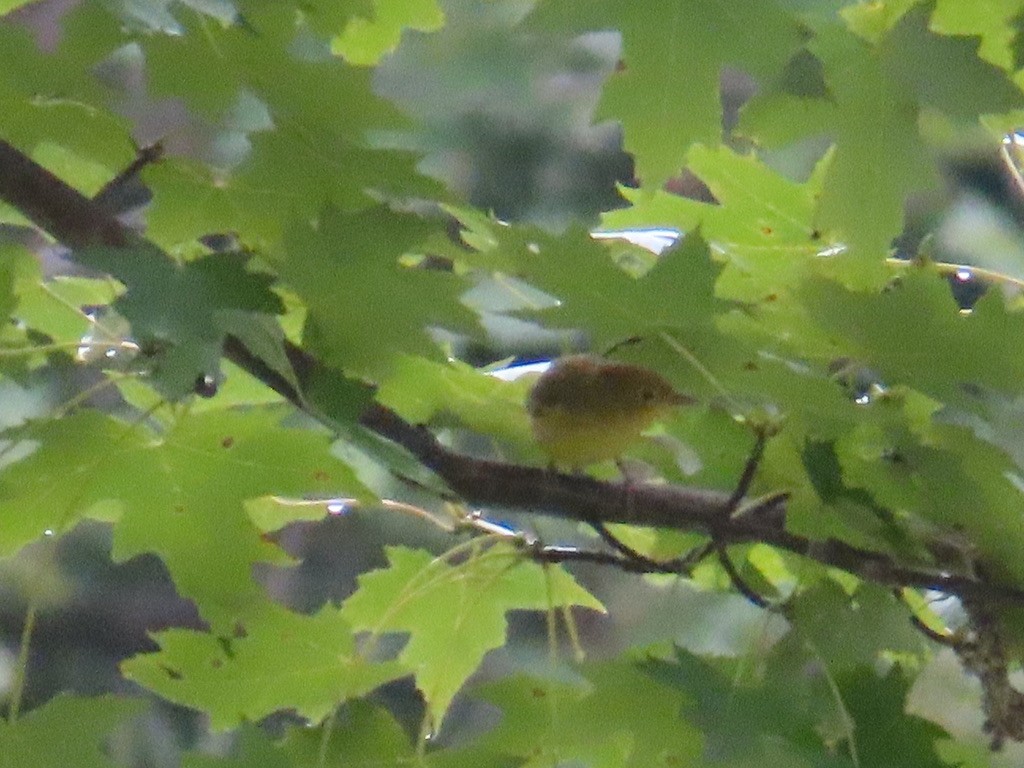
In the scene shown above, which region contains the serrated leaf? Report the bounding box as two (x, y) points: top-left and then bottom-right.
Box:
(122, 602), (405, 730)
(183, 725), (289, 768)
(341, 545), (604, 728)
(643, 649), (832, 763)
(0, 4), (131, 167)
(333, 0), (445, 65)
(931, 0), (1024, 70)
(836, 404), (1024, 588)
(280, 206), (476, 378)
(800, 268), (1024, 403)
(0, 694), (143, 768)
(0, 411), (137, 547)
(475, 662), (702, 768)
(525, 0), (803, 187)
(0, 408), (367, 629)
(281, 700), (413, 766)
(604, 144), (830, 302)
(837, 666), (950, 768)
(375, 355), (537, 459)
(753, 7), (1024, 280)
(476, 225), (726, 347)
(137, 5), (444, 247)
(809, 24), (935, 275)
(72, 246), (284, 397)
(879, 4), (1024, 120)
(789, 582), (926, 670)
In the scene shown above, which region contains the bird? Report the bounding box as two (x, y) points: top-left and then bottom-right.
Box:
(527, 354), (694, 469)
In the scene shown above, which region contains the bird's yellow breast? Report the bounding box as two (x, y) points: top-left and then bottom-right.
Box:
(530, 403), (669, 468)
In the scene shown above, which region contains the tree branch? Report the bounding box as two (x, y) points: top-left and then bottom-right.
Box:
(3, 137), (1024, 607)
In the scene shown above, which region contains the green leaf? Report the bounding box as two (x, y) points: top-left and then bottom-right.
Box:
(931, 0), (1024, 70)
(375, 355), (537, 460)
(341, 545), (604, 728)
(838, 666), (951, 768)
(0, 0), (37, 13)
(603, 143), (829, 301)
(200, 318), (301, 409)
(841, 0), (920, 42)
(138, 5), (444, 247)
(879, 4), (1024, 120)
(122, 602), (406, 730)
(333, 0), (445, 65)
(280, 700), (414, 766)
(744, 7), (1024, 280)
(525, 0), (804, 187)
(808, 24), (934, 275)
(11, 263), (120, 352)
(0, 411), (137, 549)
(0, 243), (31, 324)
(789, 582), (926, 671)
(800, 268), (1024, 403)
(183, 725), (290, 768)
(643, 650), (832, 764)
(476, 224), (726, 348)
(653, 642), (946, 765)
(74, 245), (285, 398)
(0, 408), (367, 629)
(836, 402), (1024, 588)
(0, 694), (143, 768)
(475, 662), (702, 768)
(280, 206), (476, 378)
(0, 4), (130, 167)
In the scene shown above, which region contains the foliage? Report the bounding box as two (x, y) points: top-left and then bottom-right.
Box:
(2, 0), (1024, 766)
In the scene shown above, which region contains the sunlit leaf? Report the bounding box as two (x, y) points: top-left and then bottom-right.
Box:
(342, 545), (604, 728)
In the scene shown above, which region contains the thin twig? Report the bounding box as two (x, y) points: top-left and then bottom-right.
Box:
(715, 542), (773, 610)
(724, 426), (769, 514)
(894, 587), (957, 647)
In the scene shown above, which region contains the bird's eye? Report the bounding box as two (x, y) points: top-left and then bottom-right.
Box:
(640, 388), (657, 402)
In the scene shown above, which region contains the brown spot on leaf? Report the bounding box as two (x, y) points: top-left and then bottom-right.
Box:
(160, 664), (182, 680)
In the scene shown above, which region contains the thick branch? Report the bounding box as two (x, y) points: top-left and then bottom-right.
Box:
(0, 141), (134, 249)
(3, 137), (1024, 607)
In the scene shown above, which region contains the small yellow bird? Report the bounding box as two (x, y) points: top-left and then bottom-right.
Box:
(527, 355), (694, 469)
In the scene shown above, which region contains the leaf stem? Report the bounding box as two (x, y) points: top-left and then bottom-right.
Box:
(657, 330), (743, 412)
(8, 579), (40, 723)
(316, 708), (337, 768)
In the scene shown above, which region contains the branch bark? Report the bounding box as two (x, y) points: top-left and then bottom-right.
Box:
(3, 137), (1023, 607)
